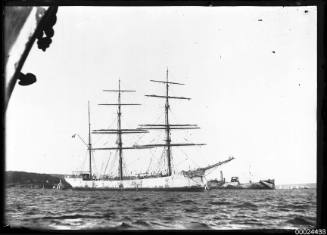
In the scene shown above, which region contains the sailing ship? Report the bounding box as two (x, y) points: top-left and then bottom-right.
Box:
(65, 70), (234, 191)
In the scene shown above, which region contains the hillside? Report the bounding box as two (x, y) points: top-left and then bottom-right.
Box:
(6, 171), (72, 189)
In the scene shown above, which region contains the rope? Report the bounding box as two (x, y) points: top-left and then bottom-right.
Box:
(108, 150), (118, 176)
(103, 151), (112, 176)
(204, 168), (216, 177)
(157, 148), (167, 174)
(122, 160), (127, 176)
(79, 150), (87, 172)
(93, 116), (117, 145)
(133, 112), (164, 145)
(174, 156), (189, 168)
(91, 152), (98, 175)
(177, 147), (201, 168)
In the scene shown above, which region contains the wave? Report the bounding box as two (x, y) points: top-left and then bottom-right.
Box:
(184, 222), (212, 230)
(289, 204), (310, 209)
(113, 222), (134, 229)
(134, 206), (149, 212)
(164, 198), (178, 203)
(179, 199), (195, 204)
(286, 216), (316, 226)
(183, 208), (198, 213)
(234, 202), (258, 209)
(102, 211), (115, 219)
(209, 201), (232, 206)
(36, 213), (106, 220)
(133, 220), (151, 228)
(133, 198), (143, 202)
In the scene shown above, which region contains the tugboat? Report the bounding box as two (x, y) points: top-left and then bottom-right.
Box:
(208, 174), (275, 190)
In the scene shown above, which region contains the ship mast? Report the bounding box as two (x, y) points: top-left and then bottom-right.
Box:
(92, 80), (148, 180)
(140, 69), (205, 176)
(165, 69), (172, 175)
(117, 80), (123, 180)
(88, 101), (92, 178)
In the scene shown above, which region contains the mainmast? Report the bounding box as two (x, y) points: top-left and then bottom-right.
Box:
(92, 80), (148, 180)
(117, 80), (123, 180)
(165, 69), (172, 176)
(140, 69), (205, 176)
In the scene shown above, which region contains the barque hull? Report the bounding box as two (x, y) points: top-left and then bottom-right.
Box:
(65, 173), (205, 191)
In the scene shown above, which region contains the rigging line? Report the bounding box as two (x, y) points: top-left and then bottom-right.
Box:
(149, 133), (162, 144)
(204, 167), (220, 177)
(132, 131), (147, 145)
(108, 150), (118, 176)
(168, 103), (193, 129)
(93, 116), (118, 145)
(204, 169), (216, 177)
(106, 152), (114, 176)
(174, 155), (189, 167)
(91, 154), (98, 176)
(126, 152), (142, 166)
(146, 152), (154, 173)
(93, 149), (103, 175)
(133, 111), (164, 145)
(140, 147), (157, 174)
(153, 149), (162, 174)
(79, 150), (88, 172)
(108, 150), (117, 174)
(178, 147), (201, 168)
(103, 151), (112, 176)
(183, 137), (191, 142)
(147, 148), (155, 170)
(149, 146), (158, 159)
(93, 113), (118, 144)
(99, 161), (104, 177)
(157, 148), (167, 174)
(168, 106), (181, 125)
(204, 161), (227, 177)
(122, 160), (127, 176)
(144, 126), (166, 146)
(169, 104), (196, 142)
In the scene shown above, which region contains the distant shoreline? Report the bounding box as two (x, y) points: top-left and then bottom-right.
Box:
(5, 171), (316, 189)
(6, 171), (71, 189)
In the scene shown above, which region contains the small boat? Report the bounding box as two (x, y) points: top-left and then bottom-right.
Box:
(53, 179), (64, 190)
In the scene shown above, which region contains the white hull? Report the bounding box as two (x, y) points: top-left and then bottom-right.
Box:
(65, 173), (205, 191)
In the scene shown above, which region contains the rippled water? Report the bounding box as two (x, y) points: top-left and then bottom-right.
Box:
(5, 187), (316, 230)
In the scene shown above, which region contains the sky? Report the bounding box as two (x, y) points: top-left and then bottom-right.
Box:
(6, 6), (316, 185)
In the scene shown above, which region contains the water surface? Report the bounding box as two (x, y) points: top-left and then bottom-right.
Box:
(5, 187), (316, 230)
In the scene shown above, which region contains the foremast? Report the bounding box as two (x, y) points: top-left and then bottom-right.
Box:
(92, 80), (148, 180)
(140, 69), (205, 176)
